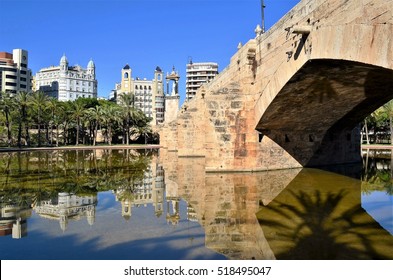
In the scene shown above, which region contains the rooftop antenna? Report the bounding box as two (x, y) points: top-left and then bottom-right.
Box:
(261, 0), (266, 33)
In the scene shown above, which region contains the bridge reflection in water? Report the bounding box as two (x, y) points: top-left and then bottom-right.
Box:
(0, 149), (392, 259)
(162, 150), (393, 260)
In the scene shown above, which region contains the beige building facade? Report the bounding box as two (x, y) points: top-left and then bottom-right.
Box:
(114, 65), (165, 125)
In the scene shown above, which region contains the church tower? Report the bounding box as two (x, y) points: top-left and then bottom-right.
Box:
(60, 54), (68, 72)
(87, 59), (95, 79)
(121, 64), (132, 94)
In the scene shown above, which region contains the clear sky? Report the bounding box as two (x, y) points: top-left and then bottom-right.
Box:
(0, 0), (300, 105)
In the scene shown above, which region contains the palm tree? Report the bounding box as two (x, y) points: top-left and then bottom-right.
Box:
(29, 91), (50, 147)
(69, 101), (86, 145)
(14, 92), (31, 147)
(383, 100), (393, 144)
(87, 105), (103, 146)
(101, 104), (122, 145)
(0, 92), (15, 146)
(118, 92), (136, 145)
(47, 98), (60, 146)
(138, 123), (152, 144)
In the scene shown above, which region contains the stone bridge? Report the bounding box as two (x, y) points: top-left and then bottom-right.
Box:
(160, 0), (393, 171)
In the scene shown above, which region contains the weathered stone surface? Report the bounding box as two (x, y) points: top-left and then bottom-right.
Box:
(159, 0), (393, 171)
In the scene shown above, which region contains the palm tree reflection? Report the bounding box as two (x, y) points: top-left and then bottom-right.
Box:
(258, 187), (393, 259)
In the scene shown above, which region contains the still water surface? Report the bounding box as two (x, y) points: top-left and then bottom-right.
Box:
(0, 148), (392, 259)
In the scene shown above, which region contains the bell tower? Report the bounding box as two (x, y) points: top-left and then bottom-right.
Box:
(121, 64), (132, 94)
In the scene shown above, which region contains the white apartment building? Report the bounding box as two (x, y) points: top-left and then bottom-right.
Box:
(186, 61), (218, 101)
(114, 65), (165, 125)
(0, 49), (32, 94)
(35, 54), (97, 101)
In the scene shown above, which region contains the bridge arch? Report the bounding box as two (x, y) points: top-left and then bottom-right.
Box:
(255, 24), (393, 166)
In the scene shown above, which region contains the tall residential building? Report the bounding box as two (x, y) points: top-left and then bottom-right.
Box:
(35, 54), (97, 101)
(0, 49), (32, 94)
(186, 61), (218, 101)
(114, 65), (165, 125)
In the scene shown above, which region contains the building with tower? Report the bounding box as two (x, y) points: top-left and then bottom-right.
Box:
(0, 49), (32, 94)
(113, 65), (165, 125)
(185, 61), (218, 102)
(114, 159), (165, 221)
(34, 54), (97, 101)
(33, 192), (97, 232)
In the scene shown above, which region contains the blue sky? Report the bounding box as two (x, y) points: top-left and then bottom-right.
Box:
(0, 0), (300, 104)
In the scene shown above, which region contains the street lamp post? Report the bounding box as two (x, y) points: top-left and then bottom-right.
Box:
(261, 0), (266, 33)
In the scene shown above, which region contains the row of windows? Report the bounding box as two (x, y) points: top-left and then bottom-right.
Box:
(135, 91), (152, 96)
(0, 67), (17, 72)
(135, 85), (152, 90)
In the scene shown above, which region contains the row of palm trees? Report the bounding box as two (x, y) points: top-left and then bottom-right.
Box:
(0, 91), (155, 147)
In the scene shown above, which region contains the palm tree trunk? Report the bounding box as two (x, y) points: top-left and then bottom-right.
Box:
(389, 115), (393, 145)
(37, 123), (41, 147)
(93, 122), (98, 146)
(126, 115), (130, 145)
(18, 122), (22, 148)
(5, 112), (12, 147)
(76, 117), (80, 146)
(25, 123), (30, 146)
(56, 126), (59, 147)
(108, 126), (112, 145)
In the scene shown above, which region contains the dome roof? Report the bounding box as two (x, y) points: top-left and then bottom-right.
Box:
(87, 59), (95, 68)
(60, 54), (68, 64)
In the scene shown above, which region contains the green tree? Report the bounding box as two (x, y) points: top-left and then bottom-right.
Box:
(0, 92), (15, 146)
(100, 103), (122, 145)
(87, 105), (104, 146)
(118, 92), (136, 145)
(29, 91), (50, 147)
(383, 100), (393, 144)
(14, 92), (31, 147)
(69, 101), (87, 146)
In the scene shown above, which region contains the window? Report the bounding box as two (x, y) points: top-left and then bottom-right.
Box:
(124, 72), (129, 79)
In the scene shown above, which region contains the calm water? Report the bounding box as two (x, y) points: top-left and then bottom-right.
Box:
(0, 148), (392, 260)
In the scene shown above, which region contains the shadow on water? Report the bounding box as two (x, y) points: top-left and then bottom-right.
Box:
(257, 169), (393, 259)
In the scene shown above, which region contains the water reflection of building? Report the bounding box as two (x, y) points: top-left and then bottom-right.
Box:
(166, 198), (180, 225)
(33, 193), (97, 231)
(115, 162), (165, 220)
(0, 204), (32, 239)
(187, 204), (198, 222)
